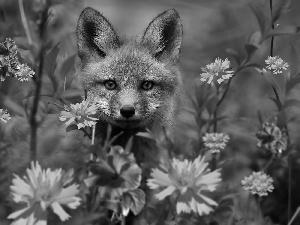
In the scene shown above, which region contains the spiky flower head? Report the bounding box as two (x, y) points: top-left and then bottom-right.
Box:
(59, 100), (99, 129)
(200, 58), (234, 85)
(15, 63), (35, 81)
(202, 132), (230, 153)
(256, 122), (287, 154)
(241, 171), (274, 197)
(265, 56), (289, 74)
(0, 37), (18, 57)
(0, 108), (11, 123)
(0, 38), (20, 81)
(147, 156), (221, 216)
(8, 161), (81, 224)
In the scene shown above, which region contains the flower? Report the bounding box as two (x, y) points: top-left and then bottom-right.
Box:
(84, 146), (142, 200)
(265, 56), (289, 74)
(202, 133), (230, 153)
(147, 156), (221, 216)
(0, 38), (20, 81)
(15, 63), (35, 81)
(241, 171), (274, 196)
(0, 37), (18, 57)
(0, 108), (11, 123)
(8, 161), (81, 224)
(200, 58), (234, 85)
(59, 100), (99, 129)
(256, 122), (287, 154)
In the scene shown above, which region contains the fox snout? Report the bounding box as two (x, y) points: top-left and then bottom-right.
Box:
(120, 105), (135, 118)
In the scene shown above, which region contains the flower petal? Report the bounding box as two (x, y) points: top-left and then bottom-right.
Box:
(51, 201), (71, 221)
(176, 201), (191, 214)
(155, 185), (176, 200)
(147, 168), (173, 189)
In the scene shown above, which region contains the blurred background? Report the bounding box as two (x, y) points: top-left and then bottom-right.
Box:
(1, 0), (300, 224)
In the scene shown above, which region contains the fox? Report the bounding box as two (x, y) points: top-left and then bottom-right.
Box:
(0, 7), (183, 224)
(75, 7), (183, 161)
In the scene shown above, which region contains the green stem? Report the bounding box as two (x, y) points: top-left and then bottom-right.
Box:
(29, 1), (49, 161)
(288, 154), (292, 221)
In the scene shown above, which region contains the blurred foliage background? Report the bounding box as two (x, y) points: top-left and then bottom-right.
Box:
(1, 0), (300, 224)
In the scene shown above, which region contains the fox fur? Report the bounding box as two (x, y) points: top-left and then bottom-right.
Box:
(75, 7), (183, 162)
(0, 7), (183, 223)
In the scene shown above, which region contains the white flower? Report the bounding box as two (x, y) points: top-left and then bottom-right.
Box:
(59, 100), (99, 129)
(15, 64), (35, 81)
(147, 156), (221, 216)
(0, 108), (11, 123)
(8, 161), (81, 225)
(265, 56), (289, 74)
(202, 133), (230, 153)
(200, 58), (234, 85)
(241, 171), (274, 197)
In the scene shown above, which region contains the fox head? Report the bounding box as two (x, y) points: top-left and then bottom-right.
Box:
(76, 7), (183, 129)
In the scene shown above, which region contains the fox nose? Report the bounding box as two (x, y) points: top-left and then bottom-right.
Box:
(120, 105), (135, 118)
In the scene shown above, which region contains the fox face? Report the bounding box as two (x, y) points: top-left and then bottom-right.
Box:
(76, 8), (183, 129)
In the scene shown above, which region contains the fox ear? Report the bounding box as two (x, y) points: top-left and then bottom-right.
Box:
(76, 7), (120, 62)
(142, 9), (183, 62)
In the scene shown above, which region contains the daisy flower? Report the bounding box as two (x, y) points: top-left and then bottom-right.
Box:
(15, 63), (35, 81)
(241, 171), (274, 197)
(8, 161), (81, 224)
(0, 108), (11, 123)
(202, 133), (230, 153)
(59, 100), (99, 129)
(265, 56), (289, 74)
(147, 155), (221, 216)
(200, 58), (234, 85)
(256, 122), (287, 154)
(84, 146), (142, 200)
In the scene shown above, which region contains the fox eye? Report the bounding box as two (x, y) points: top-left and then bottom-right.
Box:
(141, 81), (154, 90)
(104, 80), (117, 90)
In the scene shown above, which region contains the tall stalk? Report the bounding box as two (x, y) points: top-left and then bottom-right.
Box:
(22, 1), (49, 161)
(269, 0), (291, 221)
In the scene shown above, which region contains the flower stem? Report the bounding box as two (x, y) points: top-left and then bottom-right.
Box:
(269, 0), (291, 221)
(288, 154), (292, 221)
(270, 0), (275, 57)
(121, 217), (126, 225)
(29, 1), (49, 161)
(288, 206), (300, 225)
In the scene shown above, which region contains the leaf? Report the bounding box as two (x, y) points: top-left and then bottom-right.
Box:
(266, 26), (300, 39)
(2, 97), (25, 117)
(283, 99), (300, 110)
(256, 68), (286, 106)
(125, 136), (134, 153)
(249, 3), (268, 34)
(121, 189), (146, 216)
(226, 48), (241, 65)
(43, 45), (60, 92)
(136, 131), (154, 140)
(271, 0), (291, 23)
(60, 89), (84, 100)
(286, 73), (300, 92)
(289, 45), (300, 77)
(59, 54), (76, 89)
(66, 124), (78, 132)
(257, 110), (264, 125)
(245, 31), (261, 57)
